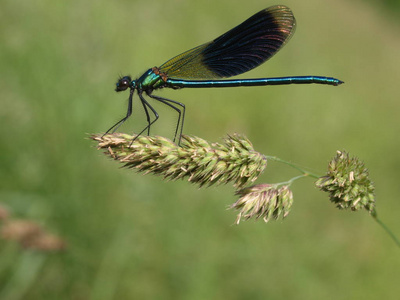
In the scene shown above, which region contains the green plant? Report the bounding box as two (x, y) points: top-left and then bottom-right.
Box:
(91, 133), (399, 247)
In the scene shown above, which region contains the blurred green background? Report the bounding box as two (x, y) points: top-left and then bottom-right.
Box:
(1, 0), (400, 299)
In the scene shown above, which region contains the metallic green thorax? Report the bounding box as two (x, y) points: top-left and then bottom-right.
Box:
(135, 68), (166, 91)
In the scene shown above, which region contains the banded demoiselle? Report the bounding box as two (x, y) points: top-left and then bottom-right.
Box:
(106, 5), (343, 144)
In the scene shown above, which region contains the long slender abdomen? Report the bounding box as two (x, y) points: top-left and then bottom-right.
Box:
(166, 76), (344, 88)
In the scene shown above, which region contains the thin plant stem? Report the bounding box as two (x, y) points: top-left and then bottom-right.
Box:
(267, 156), (321, 179)
(372, 214), (400, 248)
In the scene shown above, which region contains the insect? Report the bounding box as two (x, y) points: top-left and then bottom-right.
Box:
(106, 5), (343, 144)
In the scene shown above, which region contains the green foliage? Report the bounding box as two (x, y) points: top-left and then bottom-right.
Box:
(1, 0), (400, 299)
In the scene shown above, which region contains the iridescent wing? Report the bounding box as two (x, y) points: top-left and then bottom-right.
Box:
(159, 5), (296, 79)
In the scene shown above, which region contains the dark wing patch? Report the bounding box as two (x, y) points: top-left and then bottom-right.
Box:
(159, 5), (296, 79)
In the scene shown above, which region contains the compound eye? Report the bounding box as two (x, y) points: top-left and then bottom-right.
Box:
(115, 76), (131, 92)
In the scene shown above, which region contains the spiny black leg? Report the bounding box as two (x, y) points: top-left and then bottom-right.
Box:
(104, 89), (134, 136)
(131, 92), (159, 143)
(147, 93), (185, 145)
(140, 99), (151, 136)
